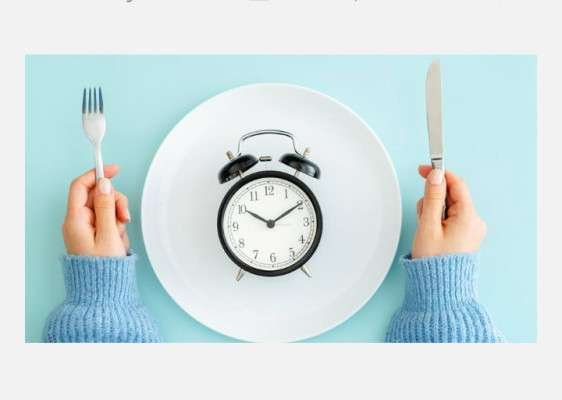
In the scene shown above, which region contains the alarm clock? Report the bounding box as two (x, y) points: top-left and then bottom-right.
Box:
(217, 129), (322, 281)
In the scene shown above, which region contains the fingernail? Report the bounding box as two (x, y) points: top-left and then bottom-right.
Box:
(428, 169), (444, 185)
(98, 178), (112, 194)
(125, 209), (131, 221)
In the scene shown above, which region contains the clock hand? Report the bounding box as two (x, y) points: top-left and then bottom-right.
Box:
(245, 209), (268, 223)
(273, 201), (303, 223)
(246, 209), (275, 229)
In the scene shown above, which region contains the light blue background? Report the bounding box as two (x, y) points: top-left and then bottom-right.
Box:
(25, 56), (536, 342)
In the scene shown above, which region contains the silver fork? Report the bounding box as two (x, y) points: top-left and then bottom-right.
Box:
(82, 87), (106, 180)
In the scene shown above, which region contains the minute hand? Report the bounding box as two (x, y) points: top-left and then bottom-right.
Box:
(273, 201), (303, 223)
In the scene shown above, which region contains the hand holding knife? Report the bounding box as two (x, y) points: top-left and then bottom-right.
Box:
(425, 60), (447, 219)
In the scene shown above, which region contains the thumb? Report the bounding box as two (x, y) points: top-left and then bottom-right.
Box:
(420, 168), (446, 228)
(94, 178), (118, 237)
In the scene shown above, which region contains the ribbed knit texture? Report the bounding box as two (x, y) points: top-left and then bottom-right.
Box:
(43, 254), (161, 343)
(385, 253), (505, 343)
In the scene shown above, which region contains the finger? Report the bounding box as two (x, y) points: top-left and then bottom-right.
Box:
(117, 222), (130, 252)
(93, 178), (118, 238)
(442, 169), (473, 207)
(67, 165), (120, 212)
(121, 230), (130, 253)
(420, 165), (473, 209)
(85, 180), (127, 214)
(446, 191), (454, 208)
(117, 221), (127, 236)
(444, 203), (460, 218)
(420, 168), (446, 228)
(86, 190), (129, 224)
(416, 198), (423, 220)
(115, 192), (131, 223)
(418, 164), (432, 178)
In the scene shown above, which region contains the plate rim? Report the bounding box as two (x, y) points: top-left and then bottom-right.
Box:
(141, 82), (402, 342)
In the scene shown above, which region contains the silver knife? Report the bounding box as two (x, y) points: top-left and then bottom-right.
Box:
(425, 60), (447, 218)
(426, 60), (444, 171)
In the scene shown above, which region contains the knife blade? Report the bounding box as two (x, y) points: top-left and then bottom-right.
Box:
(426, 59), (447, 219)
(425, 60), (444, 171)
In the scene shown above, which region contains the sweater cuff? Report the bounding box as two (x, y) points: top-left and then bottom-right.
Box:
(62, 254), (139, 304)
(401, 253), (479, 311)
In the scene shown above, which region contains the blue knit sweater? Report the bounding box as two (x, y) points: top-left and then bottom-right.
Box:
(43, 254), (161, 343)
(43, 252), (502, 343)
(385, 253), (504, 343)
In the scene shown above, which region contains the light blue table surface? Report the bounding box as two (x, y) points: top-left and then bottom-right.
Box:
(25, 55), (536, 342)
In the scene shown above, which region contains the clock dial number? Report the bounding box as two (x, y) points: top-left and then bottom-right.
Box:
(303, 217), (310, 227)
(238, 238), (245, 248)
(289, 248), (296, 260)
(299, 234), (305, 244)
(238, 204), (247, 214)
(253, 250), (259, 259)
(250, 190), (259, 201)
(232, 221), (239, 231)
(270, 252), (277, 263)
(264, 185), (274, 196)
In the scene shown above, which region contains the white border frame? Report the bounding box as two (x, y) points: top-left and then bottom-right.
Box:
(4, 0), (559, 398)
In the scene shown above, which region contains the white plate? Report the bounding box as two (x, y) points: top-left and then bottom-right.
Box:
(142, 83), (401, 342)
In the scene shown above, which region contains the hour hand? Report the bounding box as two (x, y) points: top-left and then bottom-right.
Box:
(246, 209), (269, 224)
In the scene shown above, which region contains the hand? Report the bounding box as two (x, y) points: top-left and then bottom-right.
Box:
(412, 165), (487, 259)
(273, 201), (303, 222)
(246, 209), (269, 224)
(62, 165), (131, 257)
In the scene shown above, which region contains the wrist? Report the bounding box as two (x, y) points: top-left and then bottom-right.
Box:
(61, 254), (138, 304)
(65, 247), (128, 257)
(401, 252), (479, 311)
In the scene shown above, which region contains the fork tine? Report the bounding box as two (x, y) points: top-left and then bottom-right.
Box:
(99, 87), (103, 114)
(82, 88), (86, 114)
(88, 88), (92, 113)
(93, 87), (98, 113)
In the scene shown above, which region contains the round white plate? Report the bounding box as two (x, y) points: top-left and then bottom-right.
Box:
(142, 83), (401, 342)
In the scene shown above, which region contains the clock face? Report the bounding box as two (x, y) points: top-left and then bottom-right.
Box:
(218, 171), (322, 276)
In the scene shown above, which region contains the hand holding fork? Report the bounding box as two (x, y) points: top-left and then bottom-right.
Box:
(64, 87), (132, 257)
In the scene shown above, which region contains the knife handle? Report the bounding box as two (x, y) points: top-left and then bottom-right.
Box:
(431, 158), (444, 171)
(430, 159), (447, 220)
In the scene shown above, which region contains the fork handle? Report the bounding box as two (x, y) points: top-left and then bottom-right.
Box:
(94, 145), (104, 180)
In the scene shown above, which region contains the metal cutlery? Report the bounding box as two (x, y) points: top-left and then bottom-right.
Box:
(425, 60), (447, 218)
(82, 87), (106, 180)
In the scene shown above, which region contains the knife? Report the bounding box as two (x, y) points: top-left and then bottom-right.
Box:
(425, 60), (447, 218)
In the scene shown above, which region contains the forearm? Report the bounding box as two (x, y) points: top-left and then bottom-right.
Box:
(385, 253), (504, 343)
(43, 254), (161, 343)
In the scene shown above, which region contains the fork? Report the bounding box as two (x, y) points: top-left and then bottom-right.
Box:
(82, 87), (106, 180)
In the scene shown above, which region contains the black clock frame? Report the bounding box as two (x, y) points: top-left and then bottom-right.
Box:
(217, 170), (323, 277)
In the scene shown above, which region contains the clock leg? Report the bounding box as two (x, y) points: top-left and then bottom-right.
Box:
(235, 268), (245, 281)
(301, 265), (312, 278)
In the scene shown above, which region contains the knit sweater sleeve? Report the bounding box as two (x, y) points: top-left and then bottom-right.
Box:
(385, 253), (504, 343)
(43, 254), (161, 343)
